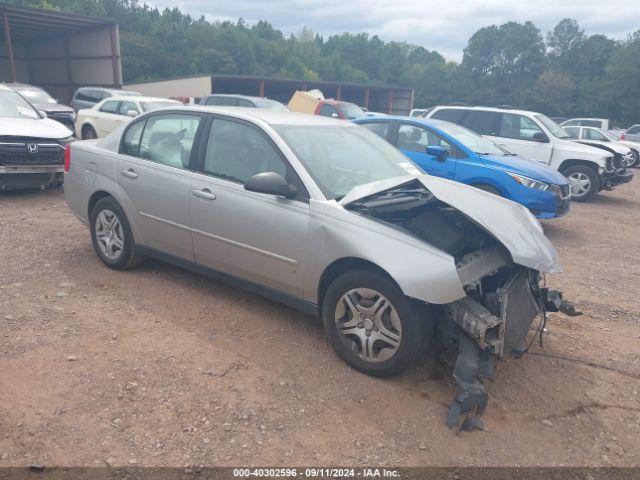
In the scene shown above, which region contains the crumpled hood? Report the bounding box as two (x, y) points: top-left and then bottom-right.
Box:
(479, 153), (569, 185)
(0, 117), (73, 138)
(575, 140), (630, 155)
(340, 174), (562, 273)
(35, 103), (74, 114)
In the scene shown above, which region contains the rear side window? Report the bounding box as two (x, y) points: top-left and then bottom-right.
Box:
(218, 97), (238, 106)
(100, 100), (120, 114)
(75, 89), (101, 102)
(563, 120), (579, 127)
(462, 111), (499, 135)
(138, 113), (202, 169)
(584, 128), (607, 141)
(205, 97), (220, 106)
(236, 98), (254, 107)
(122, 120), (145, 156)
(497, 113), (544, 141)
(628, 125), (640, 134)
(564, 127), (580, 139)
(360, 122), (391, 139)
(430, 108), (467, 124)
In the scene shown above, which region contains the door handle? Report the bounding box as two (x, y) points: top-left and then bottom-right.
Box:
(192, 188), (216, 200)
(120, 168), (138, 179)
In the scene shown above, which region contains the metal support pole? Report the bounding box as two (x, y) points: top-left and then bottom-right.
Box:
(3, 10), (16, 83)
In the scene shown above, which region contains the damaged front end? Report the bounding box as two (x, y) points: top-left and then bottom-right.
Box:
(344, 177), (580, 431)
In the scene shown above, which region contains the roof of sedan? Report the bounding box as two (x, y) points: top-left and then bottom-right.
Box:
(354, 115), (450, 127)
(171, 106), (356, 126)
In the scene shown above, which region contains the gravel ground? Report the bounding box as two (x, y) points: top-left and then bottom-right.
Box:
(0, 183), (639, 468)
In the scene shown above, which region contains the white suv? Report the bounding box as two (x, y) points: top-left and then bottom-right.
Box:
(426, 106), (633, 201)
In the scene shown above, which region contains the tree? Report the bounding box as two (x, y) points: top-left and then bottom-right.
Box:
(547, 18), (585, 58)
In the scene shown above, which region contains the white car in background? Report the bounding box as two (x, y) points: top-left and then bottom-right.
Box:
(564, 125), (640, 167)
(76, 96), (182, 139)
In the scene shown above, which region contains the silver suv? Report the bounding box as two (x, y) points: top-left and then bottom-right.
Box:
(63, 107), (572, 427)
(71, 87), (141, 112)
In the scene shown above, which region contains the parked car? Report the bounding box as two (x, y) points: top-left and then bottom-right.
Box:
(199, 94), (288, 111)
(64, 106), (574, 427)
(564, 126), (639, 167)
(549, 116), (568, 125)
(621, 124), (640, 143)
(426, 106), (633, 202)
(6, 83), (76, 130)
(560, 117), (612, 130)
(71, 87), (141, 112)
(76, 96), (182, 139)
(0, 84), (73, 190)
(354, 116), (571, 219)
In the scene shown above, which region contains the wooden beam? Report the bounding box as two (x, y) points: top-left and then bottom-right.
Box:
(3, 10), (17, 82)
(258, 79), (264, 97)
(64, 36), (74, 103)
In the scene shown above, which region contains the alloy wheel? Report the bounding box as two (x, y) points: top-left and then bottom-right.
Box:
(334, 288), (401, 363)
(567, 172), (592, 199)
(94, 209), (124, 260)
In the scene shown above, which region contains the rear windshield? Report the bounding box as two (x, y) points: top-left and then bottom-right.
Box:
(337, 102), (365, 120)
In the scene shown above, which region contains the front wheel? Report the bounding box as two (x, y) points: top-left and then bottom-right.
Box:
(81, 124), (97, 140)
(322, 270), (434, 378)
(563, 165), (600, 202)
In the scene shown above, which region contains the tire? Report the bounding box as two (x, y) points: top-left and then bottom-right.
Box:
(630, 149), (640, 168)
(562, 165), (600, 202)
(89, 196), (143, 270)
(81, 124), (97, 140)
(474, 184), (502, 196)
(322, 269), (434, 378)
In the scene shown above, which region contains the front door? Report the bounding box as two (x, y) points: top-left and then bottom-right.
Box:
(487, 113), (554, 164)
(190, 116), (310, 297)
(115, 111), (205, 261)
(396, 123), (456, 179)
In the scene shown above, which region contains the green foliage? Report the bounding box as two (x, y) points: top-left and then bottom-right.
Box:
(5, 0), (640, 125)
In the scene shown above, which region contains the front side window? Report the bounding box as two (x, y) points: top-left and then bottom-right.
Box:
(118, 101), (138, 116)
(203, 118), (289, 185)
(100, 100), (120, 114)
(275, 125), (419, 200)
(398, 124), (453, 154)
(138, 113), (202, 169)
(360, 122), (391, 139)
(584, 128), (608, 141)
(563, 127), (580, 139)
(319, 104), (339, 118)
(498, 113), (544, 141)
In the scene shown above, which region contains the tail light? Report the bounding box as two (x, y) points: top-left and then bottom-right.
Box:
(64, 144), (71, 172)
(621, 132), (626, 140)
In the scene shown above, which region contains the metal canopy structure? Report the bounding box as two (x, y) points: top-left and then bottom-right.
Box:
(0, 3), (122, 103)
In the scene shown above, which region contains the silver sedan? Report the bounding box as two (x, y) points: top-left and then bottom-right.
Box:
(64, 106), (569, 428)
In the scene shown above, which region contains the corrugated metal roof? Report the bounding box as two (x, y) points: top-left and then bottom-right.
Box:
(0, 3), (115, 42)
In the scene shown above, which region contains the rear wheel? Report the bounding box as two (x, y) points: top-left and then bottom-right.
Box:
(81, 124), (97, 140)
(562, 165), (599, 202)
(629, 149), (639, 168)
(90, 197), (143, 270)
(322, 270), (434, 378)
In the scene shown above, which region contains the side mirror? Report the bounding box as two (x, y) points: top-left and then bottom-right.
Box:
(426, 145), (449, 162)
(532, 131), (548, 143)
(38, 110), (48, 118)
(331, 112), (339, 119)
(126, 109), (139, 118)
(244, 172), (297, 199)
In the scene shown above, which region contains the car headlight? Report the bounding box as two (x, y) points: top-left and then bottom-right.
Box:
(59, 136), (75, 146)
(507, 172), (550, 191)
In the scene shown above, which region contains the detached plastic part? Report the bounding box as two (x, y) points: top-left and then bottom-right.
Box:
(543, 288), (582, 317)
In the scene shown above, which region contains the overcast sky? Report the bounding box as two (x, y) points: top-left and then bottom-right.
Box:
(148, 0), (640, 61)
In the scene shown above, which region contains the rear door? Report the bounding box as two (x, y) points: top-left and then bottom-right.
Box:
(396, 123), (456, 179)
(189, 116), (310, 296)
(115, 111), (205, 261)
(488, 113), (553, 164)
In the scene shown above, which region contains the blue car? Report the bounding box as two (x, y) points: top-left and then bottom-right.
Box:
(354, 116), (571, 219)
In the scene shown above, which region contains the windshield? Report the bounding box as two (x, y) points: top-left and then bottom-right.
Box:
(337, 102), (365, 120)
(435, 121), (506, 155)
(0, 90), (41, 119)
(141, 101), (181, 112)
(275, 125), (421, 199)
(254, 99), (288, 111)
(601, 129), (619, 141)
(16, 88), (56, 105)
(536, 114), (569, 138)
